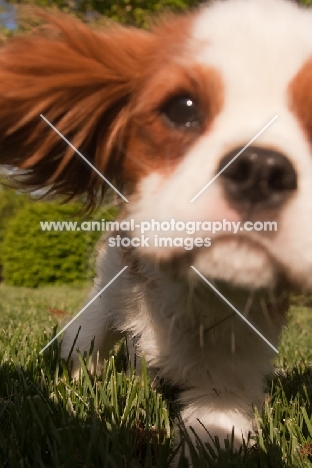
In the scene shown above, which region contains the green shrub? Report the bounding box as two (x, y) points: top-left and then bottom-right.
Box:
(0, 185), (29, 272)
(2, 201), (116, 287)
(6, 0), (202, 30)
(78, 0), (201, 28)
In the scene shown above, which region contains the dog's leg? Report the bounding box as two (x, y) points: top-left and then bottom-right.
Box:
(61, 290), (125, 378)
(61, 242), (127, 378)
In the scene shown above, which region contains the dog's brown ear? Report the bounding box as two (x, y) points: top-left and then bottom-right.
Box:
(290, 58), (312, 150)
(0, 13), (153, 207)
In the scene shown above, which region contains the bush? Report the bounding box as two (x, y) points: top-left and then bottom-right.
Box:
(78, 0), (201, 28)
(2, 201), (116, 287)
(0, 185), (29, 273)
(5, 0), (202, 30)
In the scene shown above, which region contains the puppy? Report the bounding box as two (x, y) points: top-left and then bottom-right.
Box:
(0, 0), (312, 452)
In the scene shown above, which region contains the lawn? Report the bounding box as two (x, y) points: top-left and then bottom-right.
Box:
(1, 284), (312, 467)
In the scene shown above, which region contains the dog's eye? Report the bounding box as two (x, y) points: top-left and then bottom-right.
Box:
(160, 95), (201, 129)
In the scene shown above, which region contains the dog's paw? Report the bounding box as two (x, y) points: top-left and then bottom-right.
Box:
(171, 407), (254, 465)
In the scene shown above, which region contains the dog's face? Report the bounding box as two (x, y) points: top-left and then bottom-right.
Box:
(0, 0), (312, 292)
(125, 0), (312, 291)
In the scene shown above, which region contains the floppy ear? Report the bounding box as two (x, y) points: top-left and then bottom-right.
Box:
(289, 58), (312, 148)
(0, 13), (153, 206)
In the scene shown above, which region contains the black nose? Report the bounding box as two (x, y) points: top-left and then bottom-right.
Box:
(218, 146), (297, 208)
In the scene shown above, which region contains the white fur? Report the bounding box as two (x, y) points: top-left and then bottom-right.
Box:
(61, 0), (312, 458)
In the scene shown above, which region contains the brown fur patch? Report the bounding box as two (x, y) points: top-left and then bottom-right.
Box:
(289, 57), (312, 146)
(0, 13), (154, 207)
(123, 64), (223, 186)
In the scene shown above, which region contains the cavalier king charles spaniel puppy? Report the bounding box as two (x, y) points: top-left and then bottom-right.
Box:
(0, 0), (312, 454)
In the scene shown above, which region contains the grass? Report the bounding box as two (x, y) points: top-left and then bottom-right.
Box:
(1, 285), (312, 466)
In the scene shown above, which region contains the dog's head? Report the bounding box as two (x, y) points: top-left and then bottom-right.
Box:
(1, 0), (312, 291)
